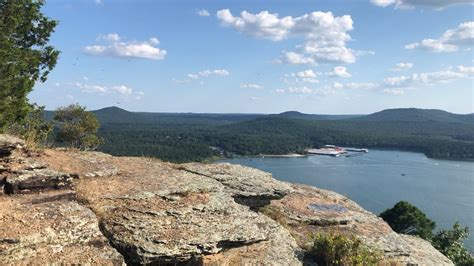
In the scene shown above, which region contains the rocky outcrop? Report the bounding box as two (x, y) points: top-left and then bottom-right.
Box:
(0, 134), (453, 265)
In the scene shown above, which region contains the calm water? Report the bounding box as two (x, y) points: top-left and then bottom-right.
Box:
(221, 150), (474, 249)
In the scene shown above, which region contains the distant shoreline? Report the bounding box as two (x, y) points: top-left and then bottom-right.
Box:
(257, 153), (307, 158)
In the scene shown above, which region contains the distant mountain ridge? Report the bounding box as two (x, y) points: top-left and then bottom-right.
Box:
(45, 106), (474, 125)
(351, 108), (474, 124)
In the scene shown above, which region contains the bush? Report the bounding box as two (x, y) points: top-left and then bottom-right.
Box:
(53, 104), (102, 150)
(432, 222), (474, 266)
(7, 104), (52, 149)
(309, 233), (381, 265)
(380, 201), (435, 240)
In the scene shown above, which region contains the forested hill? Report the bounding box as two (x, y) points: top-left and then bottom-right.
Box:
(351, 108), (474, 124)
(45, 107), (474, 162)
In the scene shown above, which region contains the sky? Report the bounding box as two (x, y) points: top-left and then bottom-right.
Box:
(30, 0), (474, 114)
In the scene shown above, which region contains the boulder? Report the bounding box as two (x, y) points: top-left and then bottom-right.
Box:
(0, 135), (24, 158)
(74, 158), (302, 265)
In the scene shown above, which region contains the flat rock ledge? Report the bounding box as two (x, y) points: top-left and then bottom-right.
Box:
(0, 134), (452, 265)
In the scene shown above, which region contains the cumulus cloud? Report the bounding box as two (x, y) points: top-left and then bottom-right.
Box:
(112, 85), (133, 95)
(384, 70), (466, 89)
(371, 0), (473, 9)
(293, 70), (317, 78)
(197, 9), (210, 16)
(287, 86), (314, 94)
(383, 88), (405, 95)
(97, 33), (120, 42)
(391, 62), (414, 71)
(241, 83), (264, 89)
(284, 70), (319, 84)
(217, 9), (356, 64)
(405, 22), (474, 53)
(84, 33), (167, 60)
(344, 82), (379, 90)
(187, 69), (230, 80)
(457, 65), (474, 75)
(329, 66), (352, 78)
(72, 82), (143, 99)
(279, 52), (316, 65)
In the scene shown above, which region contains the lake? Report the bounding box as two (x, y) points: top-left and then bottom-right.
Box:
(220, 150), (474, 249)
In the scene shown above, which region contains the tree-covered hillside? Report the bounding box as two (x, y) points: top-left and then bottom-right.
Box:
(81, 107), (474, 163)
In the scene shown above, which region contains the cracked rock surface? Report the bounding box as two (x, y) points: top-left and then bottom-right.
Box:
(0, 134), (452, 265)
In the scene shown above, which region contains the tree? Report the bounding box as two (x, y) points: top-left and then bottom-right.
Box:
(8, 104), (52, 149)
(432, 222), (474, 266)
(53, 104), (102, 150)
(380, 201), (436, 240)
(0, 0), (59, 130)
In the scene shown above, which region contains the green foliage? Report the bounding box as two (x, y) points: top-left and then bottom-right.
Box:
(0, 0), (59, 130)
(380, 201), (436, 240)
(53, 104), (102, 150)
(309, 233), (381, 265)
(432, 222), (474, 266)
(7, 104), (52, 149)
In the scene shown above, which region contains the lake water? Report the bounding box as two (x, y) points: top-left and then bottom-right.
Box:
(221, 150), (474, 249)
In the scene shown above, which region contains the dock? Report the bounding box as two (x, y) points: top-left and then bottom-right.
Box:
(307, 145), (368, 157)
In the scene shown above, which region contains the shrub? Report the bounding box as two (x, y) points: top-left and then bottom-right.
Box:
(308, 233), (381, 265)
(7, 104), (52, 149)
(432, 222), (474, 266)
(53, 104), (102, 150)
(380, 201), (435, 240)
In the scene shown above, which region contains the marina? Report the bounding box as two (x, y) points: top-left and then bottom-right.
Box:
(307, 145), (369, 157)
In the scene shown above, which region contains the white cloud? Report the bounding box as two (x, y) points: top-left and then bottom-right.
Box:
(241, 83), (264, 89)
(217, 9), (356, 64)
(344, 82), (379, 90)
(457, 65), (474, 75)
(72, 82), (143, 99)
(371, 0), (396, 7)
(180, 69), (230, 83)
(384, 70), (466, 88)
(329, 66), (352, 78)
(383, 88), (405, 95)
(300, 78), (319, 83)
(74, 82), (108, 94)
(197, 9), (210, 17)
(65, 94), (74, 100)
(85, 33), (167, 60)
(112, 85), (133, 95)
(405, 22), (474, 53)
(279, 52), (316, 65)
(188, 69), (230, 79)
(94, 0), (103, 5)
(135, 91), (145, 100)
(332, 82), (344, 89)
(287, 86), (314, 94)
(97, 33), (120, 42)
(295, 70), (317, 78)
(391, 62), (414, 71)
(371, 0), (473, 9)
(284, 70), (319, 84)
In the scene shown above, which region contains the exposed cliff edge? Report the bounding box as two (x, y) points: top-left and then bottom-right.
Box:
(0, 134), (452, 265)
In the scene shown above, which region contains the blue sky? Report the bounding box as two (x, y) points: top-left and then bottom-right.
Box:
(30, 0), (474, 114)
